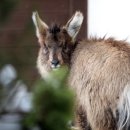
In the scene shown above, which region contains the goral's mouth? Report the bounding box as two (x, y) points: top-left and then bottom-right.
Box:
(51, 64), (61, 70)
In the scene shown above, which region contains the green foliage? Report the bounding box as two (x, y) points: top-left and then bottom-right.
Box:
(24, 67), (74, 130)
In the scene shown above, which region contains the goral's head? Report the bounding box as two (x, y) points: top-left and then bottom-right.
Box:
(32, 11), (83, 70)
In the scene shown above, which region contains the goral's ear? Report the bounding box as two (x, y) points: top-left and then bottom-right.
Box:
(32, 11), (48, 45)
(65, 11), (84, 41)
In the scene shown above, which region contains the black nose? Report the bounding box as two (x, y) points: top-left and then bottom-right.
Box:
(51, 60), (59, 66)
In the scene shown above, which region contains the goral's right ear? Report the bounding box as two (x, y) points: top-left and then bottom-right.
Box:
(32, 11), (48, 45)
(64, 11), (83, 42)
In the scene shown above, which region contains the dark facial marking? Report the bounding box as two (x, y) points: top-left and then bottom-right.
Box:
(49, 24), (61, 41)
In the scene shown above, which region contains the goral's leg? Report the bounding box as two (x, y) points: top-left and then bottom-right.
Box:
(76, 106), (91, 130)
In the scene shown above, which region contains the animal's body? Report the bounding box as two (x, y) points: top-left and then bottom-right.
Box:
(32, 11), (130, 130)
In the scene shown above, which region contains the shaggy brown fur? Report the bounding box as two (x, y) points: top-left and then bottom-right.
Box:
(32, 11), (130, 130)
(69, 38), (130, 130)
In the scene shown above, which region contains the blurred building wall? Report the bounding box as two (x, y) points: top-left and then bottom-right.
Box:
(88, 0), (130, 41)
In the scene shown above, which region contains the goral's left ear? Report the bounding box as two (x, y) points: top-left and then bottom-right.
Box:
(64, 11), (84, 41)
